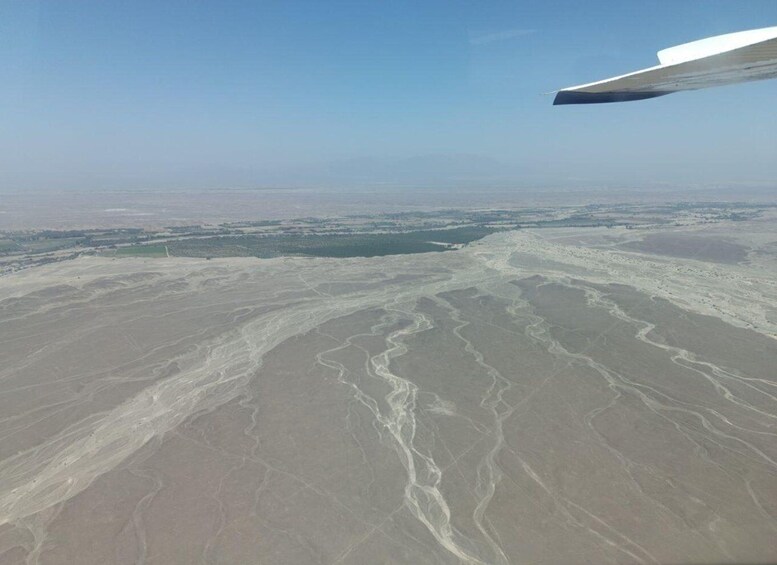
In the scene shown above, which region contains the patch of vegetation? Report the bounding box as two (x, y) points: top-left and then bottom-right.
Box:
(114, 245), (168, 257)
(532, 218), (624, 228)
(165, 226), (498, 259)
(0, 239), (21, 253)
(4, 202), (773, 272)
(24, 237), (84, 252)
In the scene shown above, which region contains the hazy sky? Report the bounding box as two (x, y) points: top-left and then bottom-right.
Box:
(3, 0), (777, 191)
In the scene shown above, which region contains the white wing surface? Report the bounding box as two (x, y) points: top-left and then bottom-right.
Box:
(554, 26), (777, 104)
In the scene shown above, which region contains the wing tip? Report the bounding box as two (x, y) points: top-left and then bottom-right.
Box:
(553, 90), (673, 105)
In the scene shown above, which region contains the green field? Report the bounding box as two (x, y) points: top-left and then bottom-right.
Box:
(0, 239), (20, 253)
(114, 245), (168, 257)
(160, 226), (497, 259)
(24, 237), (84, 253)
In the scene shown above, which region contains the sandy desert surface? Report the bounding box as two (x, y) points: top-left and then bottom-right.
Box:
(1, 220), (776, 564)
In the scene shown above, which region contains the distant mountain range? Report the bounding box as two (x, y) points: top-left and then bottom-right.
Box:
(259, 154), (524, 188)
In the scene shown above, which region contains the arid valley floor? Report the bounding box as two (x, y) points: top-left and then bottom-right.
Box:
(1, 207), (776, 564)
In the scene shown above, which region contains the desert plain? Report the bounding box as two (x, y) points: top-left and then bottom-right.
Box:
(0, 208), (776, 564)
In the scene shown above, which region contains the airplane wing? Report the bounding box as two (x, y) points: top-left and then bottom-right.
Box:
(554, 26), (777, 104)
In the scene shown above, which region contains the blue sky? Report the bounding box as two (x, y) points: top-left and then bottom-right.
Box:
(2, 0), (777, 191)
